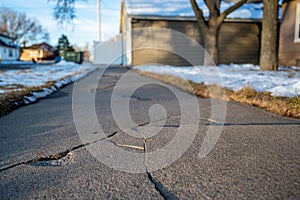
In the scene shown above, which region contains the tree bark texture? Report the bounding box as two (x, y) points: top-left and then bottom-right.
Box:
(260, 0), (279, 71)
(190, 0), (247, 65)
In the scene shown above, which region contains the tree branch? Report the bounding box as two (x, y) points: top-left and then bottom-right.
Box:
(218, 0), (247, 24)
(203, 0), (214, 16)
(190, 0), (208, 33)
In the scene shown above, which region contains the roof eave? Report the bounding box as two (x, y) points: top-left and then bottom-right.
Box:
(0, 33), (12, 39)
(129, 14), (262, 22)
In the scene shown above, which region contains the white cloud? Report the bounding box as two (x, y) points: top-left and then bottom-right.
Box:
(228, 9), (252, 19)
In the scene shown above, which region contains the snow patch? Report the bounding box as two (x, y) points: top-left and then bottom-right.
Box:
(0, 61), (98, 105)
(134, 64), (300, 97)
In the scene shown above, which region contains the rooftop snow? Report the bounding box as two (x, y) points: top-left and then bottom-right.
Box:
(124, 0), (263, 19)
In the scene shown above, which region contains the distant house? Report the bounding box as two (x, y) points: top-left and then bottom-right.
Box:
(0, 33), (20, 61)
(20, 42), (57, 62)
(120, 0), (264, 66)
(279, 0), (300, 66)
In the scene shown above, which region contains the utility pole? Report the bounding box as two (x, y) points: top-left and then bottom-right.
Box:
(97, 0), (101, 41)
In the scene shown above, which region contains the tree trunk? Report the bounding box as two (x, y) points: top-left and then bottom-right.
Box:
(204, 27), (219, 65)
(189, 0), (247, 66)
(260, 0), (278, 71)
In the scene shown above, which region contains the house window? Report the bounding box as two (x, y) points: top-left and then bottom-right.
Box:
(295, 3), (300, 42)
(9, 49), (13, 57)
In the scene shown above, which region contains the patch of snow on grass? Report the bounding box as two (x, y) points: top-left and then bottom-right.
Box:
(0, 61), (96, 87)
(134, 64), (300, 97)
(0, 61), (97, 104)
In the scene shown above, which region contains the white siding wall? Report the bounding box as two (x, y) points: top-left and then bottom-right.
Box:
(0, 47), (3, 61)
(0, 46), (19, 61)
(125, 16), (132, 65)
(93, 35), (122, 65)
(0, 35), (19, 61)
(121, 7), (132, 66)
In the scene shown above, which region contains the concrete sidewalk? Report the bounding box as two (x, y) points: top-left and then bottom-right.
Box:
(0, 67), (299, 199)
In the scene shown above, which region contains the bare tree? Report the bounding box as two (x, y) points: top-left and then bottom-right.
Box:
(48, 0), (86, 24)
(190, 0), (247, 64)
(0, 7), (49, 46)
(260, 0), (279, 71)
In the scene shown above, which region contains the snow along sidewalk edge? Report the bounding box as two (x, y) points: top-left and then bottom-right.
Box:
(0, 67), (98, 117)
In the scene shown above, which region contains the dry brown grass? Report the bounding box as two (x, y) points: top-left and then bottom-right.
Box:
(230, 87), (300, 118)
(136, 70), (300, 119)
(0, 81), (56, 117)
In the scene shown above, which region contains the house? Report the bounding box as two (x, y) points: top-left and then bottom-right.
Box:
(20, 42), (57, 62)
(0, 33), (20, 62)
(279, 0), (300, 66)
(120, 0), (264, 66)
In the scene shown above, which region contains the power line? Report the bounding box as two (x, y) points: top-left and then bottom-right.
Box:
(98, 0), (101, 41)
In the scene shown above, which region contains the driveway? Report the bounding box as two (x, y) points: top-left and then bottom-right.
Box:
(0, 67), (299, 199)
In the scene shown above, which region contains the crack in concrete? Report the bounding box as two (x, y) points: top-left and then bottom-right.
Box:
(147, 172), (179, 200)
(199, 118), (217, 123)
(135, 121), (179, 200)
(0, 144), (84, 172)
(96, 84), (116, 91)
(143, 136), (179, 199)
(1, 115), (179, 199)
(107, 140), (145, 151)
(122, 94), (154, 102)
(0, 112), (173, 173)
(131, 95), (154, 101)
(134, 113), (181, 131)
(111, 114), (179, 199)
(0, 131), (118, 173)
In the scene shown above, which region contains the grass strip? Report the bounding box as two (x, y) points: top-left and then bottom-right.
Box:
(136, 70), (300, 119)
(0, 81), (57, 117)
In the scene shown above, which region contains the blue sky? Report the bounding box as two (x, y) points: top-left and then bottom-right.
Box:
(0, 0), (121, 48)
